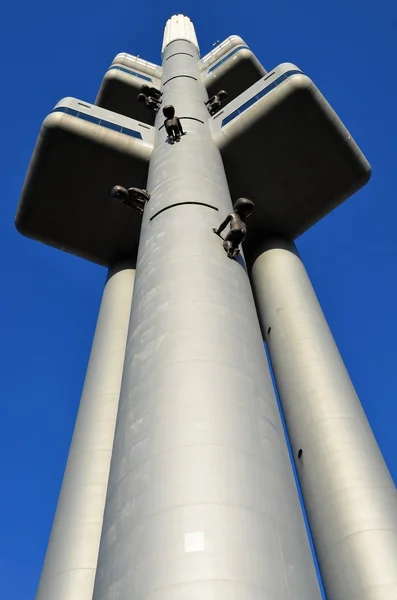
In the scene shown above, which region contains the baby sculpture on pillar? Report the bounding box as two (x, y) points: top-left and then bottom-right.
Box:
(163, 105), (186, 144)
(205, 90), (228, 116)
(110, 185), (150, 214)
(213, 197), (255, 259)
(137, 83), (162, 112)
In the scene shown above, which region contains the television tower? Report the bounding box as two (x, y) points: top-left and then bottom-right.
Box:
(16, 14), (397, 600)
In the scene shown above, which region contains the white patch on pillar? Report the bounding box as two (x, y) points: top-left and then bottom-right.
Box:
(184, 531), (205, 553)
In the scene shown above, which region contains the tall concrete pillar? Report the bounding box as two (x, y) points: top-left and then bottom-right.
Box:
(250, 238), (397, 600)
(36, 260), (135, 600)
(92, 18), (321, 600)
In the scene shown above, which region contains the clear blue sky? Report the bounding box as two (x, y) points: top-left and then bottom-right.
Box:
(1, 0), (396, 597)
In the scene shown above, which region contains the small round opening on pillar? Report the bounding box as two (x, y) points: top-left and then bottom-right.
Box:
(267, 326), (271, 335)
(297, 449), (303, 459)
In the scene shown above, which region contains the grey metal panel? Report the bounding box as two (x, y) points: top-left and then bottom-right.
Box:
(15, 99), (153, 266)
(160, 40), (200, 82)
(250, 239), (397, 600)
(213, 65), (371, 248)
(36, 261), (135, 600)
(93, 33), (321, 600)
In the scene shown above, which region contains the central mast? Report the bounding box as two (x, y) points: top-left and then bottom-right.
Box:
(92, 15), (320, 600)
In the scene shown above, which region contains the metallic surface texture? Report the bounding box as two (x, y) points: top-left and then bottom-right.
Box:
(250, 238), (397, 600)
(36, 261), (135, 600)
(92, 32), (321, 600)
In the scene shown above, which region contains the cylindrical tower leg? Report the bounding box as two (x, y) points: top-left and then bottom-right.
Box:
(36, 260), (135, 600)
(93, 28), (321, 600)
(250, 238), (397, 600)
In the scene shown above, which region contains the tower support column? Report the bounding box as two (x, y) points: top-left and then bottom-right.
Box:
(92, 25), (321, 600)
(250, 238), (397, 600)
(36, 261), (135, 600)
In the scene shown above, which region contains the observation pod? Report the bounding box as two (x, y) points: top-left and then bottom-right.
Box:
(96, 53), (162, 124)
(16, 98), (152, 266)
(201, 36), (266, 107)
(211, 63), (371, 248)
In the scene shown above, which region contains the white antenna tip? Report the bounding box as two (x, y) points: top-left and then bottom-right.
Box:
(162, 15), (199, 55)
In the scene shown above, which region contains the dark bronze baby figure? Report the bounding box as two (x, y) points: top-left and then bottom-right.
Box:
(137, 93), (161, 112)
(110, 185), (150, 215)
(213, 197), (255, 258)
(163, 105), (185, 144)
(140, 84), (162, 101)
(205, 90), (228, 116)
